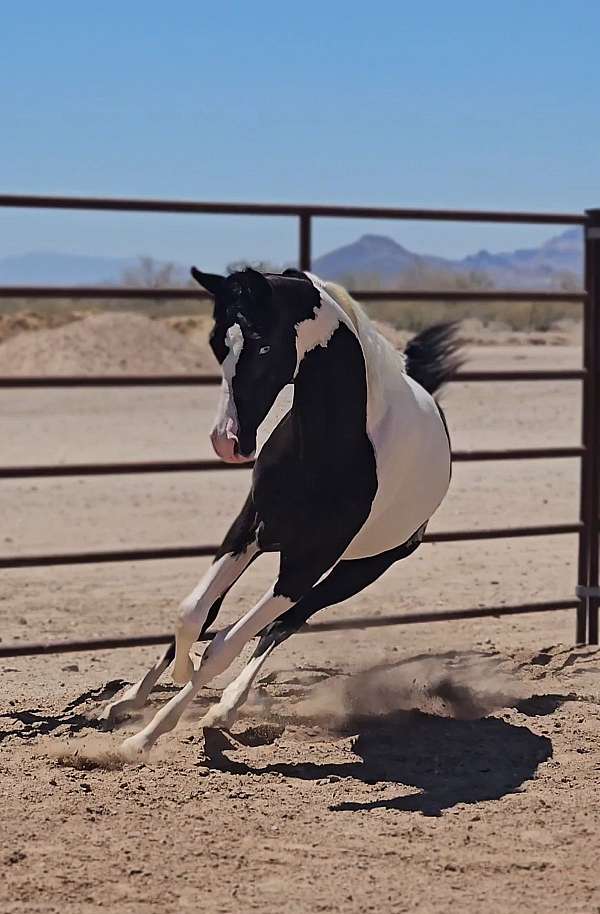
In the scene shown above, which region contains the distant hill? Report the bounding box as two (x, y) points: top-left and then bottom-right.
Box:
(0, 228), (583, 289)
(313, 227), (583, 289)
(458, 228), (583, 288)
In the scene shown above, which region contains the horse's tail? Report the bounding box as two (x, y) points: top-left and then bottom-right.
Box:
(404, 321), (464, 396)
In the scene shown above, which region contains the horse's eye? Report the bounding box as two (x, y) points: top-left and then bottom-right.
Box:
(259, 345), (271, 355)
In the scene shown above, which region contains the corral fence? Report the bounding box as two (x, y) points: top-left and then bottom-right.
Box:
(0, 193), (598, 658)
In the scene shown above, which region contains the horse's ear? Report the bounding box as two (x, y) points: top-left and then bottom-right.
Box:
(190, 267), (226, 296)
(242, 267), (272, 302)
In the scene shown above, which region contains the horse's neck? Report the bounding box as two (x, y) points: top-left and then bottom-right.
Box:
(300, 276), (409, 430)
(290, 324), (368, 460)
(289, 281), (410, 462)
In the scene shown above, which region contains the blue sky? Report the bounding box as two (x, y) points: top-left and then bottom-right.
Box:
(1, 1), (598, 271)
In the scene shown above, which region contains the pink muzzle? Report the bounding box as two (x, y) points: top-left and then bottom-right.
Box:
(210, 417), (254, 464)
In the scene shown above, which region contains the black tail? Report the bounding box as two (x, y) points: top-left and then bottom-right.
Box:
(404, 321), (464, 395)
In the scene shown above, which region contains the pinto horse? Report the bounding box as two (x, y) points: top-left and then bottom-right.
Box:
(103, 268), (462, 755)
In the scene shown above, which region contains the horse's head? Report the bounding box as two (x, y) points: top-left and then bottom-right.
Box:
(191, 266), (319, 463)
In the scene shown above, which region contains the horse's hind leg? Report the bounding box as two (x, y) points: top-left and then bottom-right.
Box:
(200, 637), (278, 729)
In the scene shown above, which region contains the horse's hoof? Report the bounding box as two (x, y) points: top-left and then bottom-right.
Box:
(97, 704), (116, 725)
(120, 734), (151, 759)
(200, 704), (236, 731)
(98, 701), (131, 727)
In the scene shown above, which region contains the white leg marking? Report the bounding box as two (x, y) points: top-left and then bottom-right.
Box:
(172, 545), (258, 685)
(200, 641), (277, 730)
(99, 644), (173, 724)
(121, 588), (292, 756)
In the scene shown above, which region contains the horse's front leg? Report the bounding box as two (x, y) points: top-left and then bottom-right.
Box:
(99, 547), (257, 724)
(120, 543), (347, 756)
(100, 494), (258, 725)
(172, 542), (259, 684)
(121, 585), (294, 755)
(171, 491), (260, 684)
(99, 641), (176, 724)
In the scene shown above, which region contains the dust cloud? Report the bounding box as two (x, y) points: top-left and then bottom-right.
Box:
(284, 653), (528, 729)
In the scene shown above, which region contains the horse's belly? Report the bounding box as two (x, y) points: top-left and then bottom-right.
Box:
(341, 403), (451, 561)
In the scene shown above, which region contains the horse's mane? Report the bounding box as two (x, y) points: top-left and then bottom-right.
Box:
(321, 280), (407, 372)
(320, 281), (361, 331)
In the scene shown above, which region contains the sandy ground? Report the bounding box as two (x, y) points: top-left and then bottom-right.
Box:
(1, 324), (599, 914)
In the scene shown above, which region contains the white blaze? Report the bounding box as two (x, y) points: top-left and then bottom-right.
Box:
(211, 323), (253, 462)
(215, 322), (243, 434)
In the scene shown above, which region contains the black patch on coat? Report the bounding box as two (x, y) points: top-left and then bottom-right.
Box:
(252, 323), (378, 601)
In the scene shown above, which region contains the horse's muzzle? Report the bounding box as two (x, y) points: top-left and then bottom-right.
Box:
(210, 422), (255, 464)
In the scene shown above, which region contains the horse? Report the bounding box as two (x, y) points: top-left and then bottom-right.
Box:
(101, 267), (463, 756)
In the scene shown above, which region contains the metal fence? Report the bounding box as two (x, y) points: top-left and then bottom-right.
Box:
(0, 193), (598, 658)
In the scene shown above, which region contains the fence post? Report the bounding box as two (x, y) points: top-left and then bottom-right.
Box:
(586, 211), (600, 642)
(578, 211), (600, 643)
(299, 214), (312, 271)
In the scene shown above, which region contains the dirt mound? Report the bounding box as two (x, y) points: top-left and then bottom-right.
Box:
(0, 311), (215, 375)
(0, 310), (87, 345)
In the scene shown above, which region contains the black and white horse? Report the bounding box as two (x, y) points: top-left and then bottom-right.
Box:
(103, 268), (462, 755)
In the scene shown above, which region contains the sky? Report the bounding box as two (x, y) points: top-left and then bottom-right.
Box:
(1, 0), (598, 272)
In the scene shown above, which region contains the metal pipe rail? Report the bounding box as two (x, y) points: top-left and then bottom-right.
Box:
(0, 285), (585, 303)
(0, 599), (579, 660)
(0, 524), (582, 570)
(0, 447), (585, 479)
(0, 192), (586, 224)
(0, 369), (586, 388)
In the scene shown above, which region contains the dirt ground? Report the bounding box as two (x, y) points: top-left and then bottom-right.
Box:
(1, 324), (599, 914)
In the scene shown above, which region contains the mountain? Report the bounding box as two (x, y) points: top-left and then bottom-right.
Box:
(312, 227), (583, 289)
(0, 228), (584, 288)
(312, 234), (450, 280)
(458, 228), (583, 287)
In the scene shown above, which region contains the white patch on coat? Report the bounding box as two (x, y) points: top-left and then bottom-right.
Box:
(303, 274), (452, 561)
(293, 272), (357, 375)
(294, 307), (339, 375)
(212, 322), (244, 438)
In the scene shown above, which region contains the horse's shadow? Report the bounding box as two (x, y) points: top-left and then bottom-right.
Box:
(205, 709), (553, 817)
(2, 676), (555, 816)
(0, 680), (127, 744)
